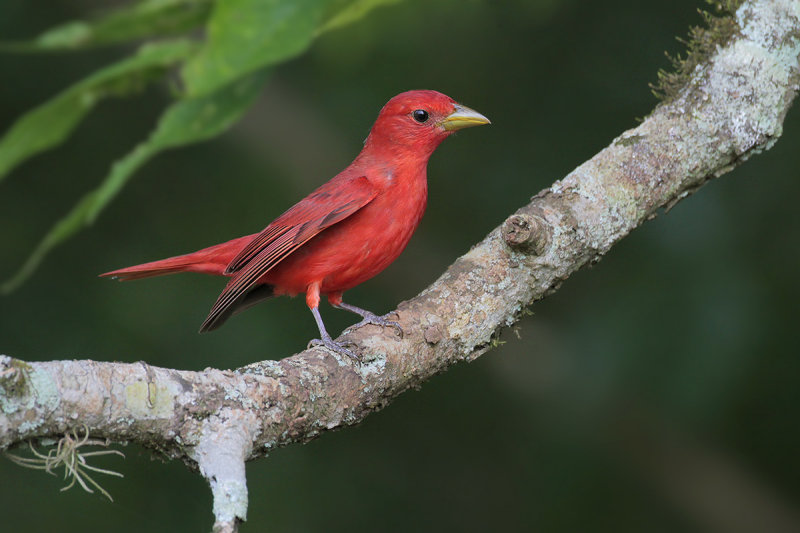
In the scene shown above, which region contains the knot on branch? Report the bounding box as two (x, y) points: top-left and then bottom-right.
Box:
(502, 213), (551, 255)
(0, 355), (28, 401)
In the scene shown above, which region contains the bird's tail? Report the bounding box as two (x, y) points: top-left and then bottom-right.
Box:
(100, 235), (256, 281)
(100, 256), (206, 281)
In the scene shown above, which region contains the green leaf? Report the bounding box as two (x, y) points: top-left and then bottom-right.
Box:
(0, 0), (212, 52)
(320, 0), (401, 33)
(0, 39), (197, 181)
(182, 0), (400, 97)
(147, 69), (270, 150)
(1, 69), (269, 293)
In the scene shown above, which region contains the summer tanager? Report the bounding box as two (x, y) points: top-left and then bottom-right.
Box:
(102, 90), (490, 358)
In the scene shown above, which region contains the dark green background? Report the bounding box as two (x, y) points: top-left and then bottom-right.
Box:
(1, 0), (798, 531)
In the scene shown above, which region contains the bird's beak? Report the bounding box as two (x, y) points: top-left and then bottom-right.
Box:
(441, 104), (491, 131)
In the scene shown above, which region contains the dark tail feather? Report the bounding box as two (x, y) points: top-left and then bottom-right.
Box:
(199, 284), (275, 333)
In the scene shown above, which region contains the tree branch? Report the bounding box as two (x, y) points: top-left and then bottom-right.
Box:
(2, 1), (799, 531)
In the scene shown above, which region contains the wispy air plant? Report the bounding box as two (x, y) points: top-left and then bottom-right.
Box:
(5, 425), (124, 501)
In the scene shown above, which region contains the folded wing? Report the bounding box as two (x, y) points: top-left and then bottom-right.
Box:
(200, 175), (377, 332)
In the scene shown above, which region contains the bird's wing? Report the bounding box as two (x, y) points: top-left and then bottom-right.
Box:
(200, 175), (377, 332)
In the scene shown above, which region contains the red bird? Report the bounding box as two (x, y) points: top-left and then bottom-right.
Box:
(102, 90), (490, 358)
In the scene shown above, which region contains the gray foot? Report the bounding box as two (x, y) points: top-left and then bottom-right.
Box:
(307, 337), (360, 361)
(343, 312), (403, 338)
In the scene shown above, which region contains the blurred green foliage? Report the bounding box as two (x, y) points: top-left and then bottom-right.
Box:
(0, 0), (398, 291)
(0, 39), (196, 182)
(0, 0), (213, 52)
(1, 0), (799, 532)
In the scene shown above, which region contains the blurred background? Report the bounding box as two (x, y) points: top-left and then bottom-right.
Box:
(1, 0), (799, 531)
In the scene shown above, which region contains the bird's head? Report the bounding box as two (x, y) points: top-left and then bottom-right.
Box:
(365, 90), (490, 156)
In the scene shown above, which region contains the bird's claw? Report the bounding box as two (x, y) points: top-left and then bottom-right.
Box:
(343, 313), (404, 338)
(307, 337), (361, 362)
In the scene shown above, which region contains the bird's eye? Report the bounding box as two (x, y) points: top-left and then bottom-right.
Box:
(412, 109), (429, 123)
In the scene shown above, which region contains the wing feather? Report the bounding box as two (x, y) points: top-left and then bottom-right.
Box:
(200, 175), (377, 332)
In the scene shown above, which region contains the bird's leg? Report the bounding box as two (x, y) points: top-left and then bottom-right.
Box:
(328, 293), (403, 338)
(307, 307), (360, 361)
(305, 283), (360, 361)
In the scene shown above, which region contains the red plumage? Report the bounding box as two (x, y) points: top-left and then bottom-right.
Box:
(101, 90), (490, 357)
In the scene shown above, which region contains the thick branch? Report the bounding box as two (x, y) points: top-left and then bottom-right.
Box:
(2, 1), (799, 531)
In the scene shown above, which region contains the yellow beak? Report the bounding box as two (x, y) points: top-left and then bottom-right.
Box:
(441, 104), (491, 131)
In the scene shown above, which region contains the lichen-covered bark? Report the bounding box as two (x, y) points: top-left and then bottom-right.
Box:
(2, 1), (799, 531)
